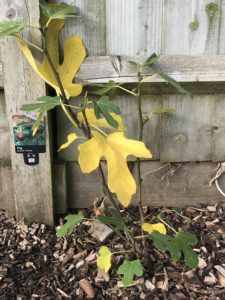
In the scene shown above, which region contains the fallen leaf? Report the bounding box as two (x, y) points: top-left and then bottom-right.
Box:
(78, 131), (151, 207)
(97, 246), (112, 272)
(117, 259), (144, 286)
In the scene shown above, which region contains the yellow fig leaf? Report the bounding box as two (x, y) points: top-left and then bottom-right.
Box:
(77, 108), (125, 131)
(97, 246), (112, 272)
(16, 19), (86, 99)
(78, 131), (152, 207)
(58, 133), (78, 151)
(142, 223), (167, 235)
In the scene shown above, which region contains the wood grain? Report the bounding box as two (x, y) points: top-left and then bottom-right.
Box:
(67, 161), (223, 208)
(76, 55), (225, 83)
(0, 91), (10, 161)
(0, 0), (54, 225)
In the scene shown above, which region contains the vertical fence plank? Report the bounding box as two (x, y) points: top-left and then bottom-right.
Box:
(107, 0), (163, 55)
(160, 94), (213, 162)
(0, 0), (54, 225)
(58, 0), (107, 55)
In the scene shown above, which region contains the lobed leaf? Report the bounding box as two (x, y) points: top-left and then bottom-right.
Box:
(0, 21), (26, 38)
(77, 108), (125, 131)
(58, 133), (79, 151)
(78, 131), (152, 207)
(149, 231), (198, 268)
(56, 211), (84, 238)
(85, 81), (119, 96)
(143, 53), (159, 67)
(142, 223), (167, 235)
(97, 246), (112, 272)
(117, 259), (143, 286)
(98, 208), (126, 230)
(158, 72), (190, 95)
(94, 96), (121, 129)
(20, 96), (61, 113)
(40, 1), (78, 21)
(17, 19), (86, 99)
(149, 231), (180, 261)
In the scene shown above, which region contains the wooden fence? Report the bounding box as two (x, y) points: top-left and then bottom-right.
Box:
(1, 0), (225, 225)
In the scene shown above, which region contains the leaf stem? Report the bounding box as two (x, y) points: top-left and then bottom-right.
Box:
(89, 124), (108, 137)
(117, 85), (138, 96)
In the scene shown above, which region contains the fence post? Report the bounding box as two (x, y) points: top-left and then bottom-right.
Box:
(0, 0), (54, 225)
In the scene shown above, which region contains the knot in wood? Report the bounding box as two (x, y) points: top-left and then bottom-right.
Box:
(6, 7), (16, 19)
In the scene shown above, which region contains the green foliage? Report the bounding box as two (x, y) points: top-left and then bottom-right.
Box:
(40, 1), (78, 21)
(157, 72), (190, 95)
(152, 107), (176, 115)
(149, 231), (198, 268)
(98, 208), (126, 230)
(0, 21), (26, 38)
(56, 211), (84, 238)
(93, 96), (121, 129)
(85, 81), (119, 97)
(97, 246), (112, 272)
(143, 53), (159, 67)
(20, 96), (61, 113)
(117, 259), (144, 286)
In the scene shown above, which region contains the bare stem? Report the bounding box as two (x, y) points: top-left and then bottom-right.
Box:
(136, 70), (145, 224)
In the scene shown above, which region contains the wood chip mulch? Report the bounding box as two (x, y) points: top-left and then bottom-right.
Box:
(0, 203), (224, 300)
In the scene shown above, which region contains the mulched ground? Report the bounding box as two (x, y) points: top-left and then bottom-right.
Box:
(0, 203), (224, 300)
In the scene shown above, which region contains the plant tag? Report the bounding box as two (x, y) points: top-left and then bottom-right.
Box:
(12, 115), (46, 165)
(23, 152), (39, 166)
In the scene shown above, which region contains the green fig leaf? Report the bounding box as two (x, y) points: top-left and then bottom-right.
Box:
(93, 96), (121, 129)
(20, 96), (61, 113)
(98, 208), (126, 230)
(149, 231), (198, 269)
(0, 21), (26, 38)
(117, 259), (144, 286)
(56, 211), (84, 238)
(40, 1), (78, 21)
(158, 72), (190, 95)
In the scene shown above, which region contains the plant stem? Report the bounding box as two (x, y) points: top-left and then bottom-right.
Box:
(81, 99), (120, 213)
(136, 70), (145, 224)
(117, 85), (138, 96)
(16, 36), (44, 53)
(89, 124), (108, 137)
(157, 216), (177, 234)
(41, 29), (137, 254)
(60, 100), (78, 128)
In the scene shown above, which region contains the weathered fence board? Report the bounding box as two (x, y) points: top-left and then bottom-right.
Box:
(56, 0), (225, 209)
(67, 161), (224, 208)
(160, 94), (213, 162)
(0, 0), (54, 225)
(107, 0), (163, 56)
(0, 91), (10, 161)
(58, 0), (107, 55)
(76, 55), (225, 83)
(212, 95), (225, 162)
(0, 163), (15, 217)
